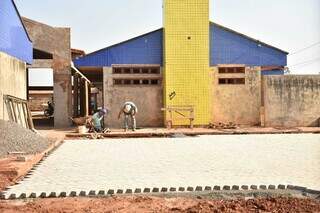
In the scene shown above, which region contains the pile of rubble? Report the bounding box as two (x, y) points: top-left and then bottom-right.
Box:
(0, 120), (53, 158)
(208, 122), (238, 129)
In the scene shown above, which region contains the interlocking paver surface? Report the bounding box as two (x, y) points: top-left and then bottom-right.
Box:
(5, 134), (320, 196)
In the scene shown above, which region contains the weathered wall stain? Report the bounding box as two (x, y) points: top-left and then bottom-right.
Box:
(264, 75), (320, 127)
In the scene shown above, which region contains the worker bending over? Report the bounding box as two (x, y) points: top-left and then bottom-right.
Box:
(92, 108), (107, 132)
(118, 102), (138, 131)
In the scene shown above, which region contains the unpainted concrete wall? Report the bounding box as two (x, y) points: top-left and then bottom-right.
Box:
(211, 66), (261, 126)
(263, 75), (320, 127)
(103, 67), (163, 128)
(0, 52), (26, 120)
(22, 17), (72, 127)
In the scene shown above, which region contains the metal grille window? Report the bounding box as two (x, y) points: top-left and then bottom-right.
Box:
(219, 67), (245, 74)
(113, 79), (160, 86)
(219, 78), (245, 85)
(112, 67), (160, 74)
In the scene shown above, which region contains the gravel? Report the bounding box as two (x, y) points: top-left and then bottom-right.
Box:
(0, 120), (53, 158)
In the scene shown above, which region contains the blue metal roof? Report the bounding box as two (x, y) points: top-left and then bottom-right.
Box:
(74, 23), (288, 68)
(74, 29), (163, 67)
(0, 0), (33, 64)
(210, 22), (287, 66)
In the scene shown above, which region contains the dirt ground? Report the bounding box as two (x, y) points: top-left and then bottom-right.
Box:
(0, 196), (319, 212)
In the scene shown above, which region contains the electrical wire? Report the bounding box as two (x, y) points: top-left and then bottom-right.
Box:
(288, 57), (320, 67)
(289, 41), (320, 55)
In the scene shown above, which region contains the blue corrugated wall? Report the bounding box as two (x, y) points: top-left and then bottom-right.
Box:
(74, 24), (287, 68)
(0, 0), (32, 64)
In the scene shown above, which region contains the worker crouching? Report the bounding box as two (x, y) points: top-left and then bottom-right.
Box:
(118, 102), (138, 131)
(92, 108), (108, 132)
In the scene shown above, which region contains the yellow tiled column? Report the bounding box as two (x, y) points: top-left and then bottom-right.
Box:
(163, 0), (211, 126)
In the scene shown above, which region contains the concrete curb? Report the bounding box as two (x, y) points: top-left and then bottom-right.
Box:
(2, 184), (319, 200)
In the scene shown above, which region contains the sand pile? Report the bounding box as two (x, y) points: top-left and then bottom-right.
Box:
(0, 120), (53, 158)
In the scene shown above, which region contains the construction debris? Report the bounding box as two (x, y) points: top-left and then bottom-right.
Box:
(0, 120), (53, 158)
(208, 122), (238, 129)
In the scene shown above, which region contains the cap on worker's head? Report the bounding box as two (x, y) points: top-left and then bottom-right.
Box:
(100, 108), (108, 114)
(124, 104), (132, 113)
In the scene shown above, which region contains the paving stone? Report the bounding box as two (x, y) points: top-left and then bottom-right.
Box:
(268, 185), (276, 190)
(241, 185), (249, 190)
(98, 190), (105, 196)
(287, 185), (295, 190)
(161, 188), (168, 192)
(143, 188), (151, 193)
(5, 135), (320, 196)
(259, 185), (267, 190)
(39, 192), (46, 198)
(187, 187), (194, 191)
(178, 187), (185, 192)
(134, 188), (142, 193)
(89, 190), (96, 196)
(29, 193), (37, 198)
(69, 191), (77, 197)
(195, 186), (202, 191)
(59, 192), (67, 197)
(19, 193), (27, 199)
(125, 189), (132, 194)
(232, 185), (239, 190)
(107, 189), (115, 195)
(223, 186), (231, 190)
(116, 189), (123, 194)
(213, 186), (221, 191)
(152, 188), (159, 193)
(8, 194), (16, 200)
(203, 186), (211, 191)
(48, 192), (57, 198)
(169, 187), (176, 192)
(251, 185), (258, 190)
(79, 191), (86, 196)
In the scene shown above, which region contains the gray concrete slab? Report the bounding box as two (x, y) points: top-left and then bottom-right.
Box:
(4, 134), (320, 198)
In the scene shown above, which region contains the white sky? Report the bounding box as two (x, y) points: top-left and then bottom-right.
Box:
(15, 0), (320, 86)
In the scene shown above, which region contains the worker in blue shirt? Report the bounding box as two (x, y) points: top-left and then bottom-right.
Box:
(92, 108), (107, 132)
(118, 102), (138, 131)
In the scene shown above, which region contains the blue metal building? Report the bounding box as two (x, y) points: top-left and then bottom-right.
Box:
(74, 22), (288, 73)
(0, 0), (33, 64)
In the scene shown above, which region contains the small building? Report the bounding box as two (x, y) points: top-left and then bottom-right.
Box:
(0, 0), (33, 121)
(73, 0), (288, 128)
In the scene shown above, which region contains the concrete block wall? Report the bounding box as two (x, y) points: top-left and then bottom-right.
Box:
(211, 66), (261, 126)
(0, 52), (27, 120)
(103, 67), (164, 128)
(263, 75), (320, 127)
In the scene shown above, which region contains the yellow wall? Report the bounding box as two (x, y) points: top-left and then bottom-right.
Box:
(163, 0), (211, 126)
(0, 52), (27, 121)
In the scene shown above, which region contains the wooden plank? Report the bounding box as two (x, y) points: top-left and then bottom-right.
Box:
(5, 98), (14, 121)
(73, 73), (79, 117)
(22, 103), (30, 129)
(26, 102), (35, 130)
(11, 101), (18, 123)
